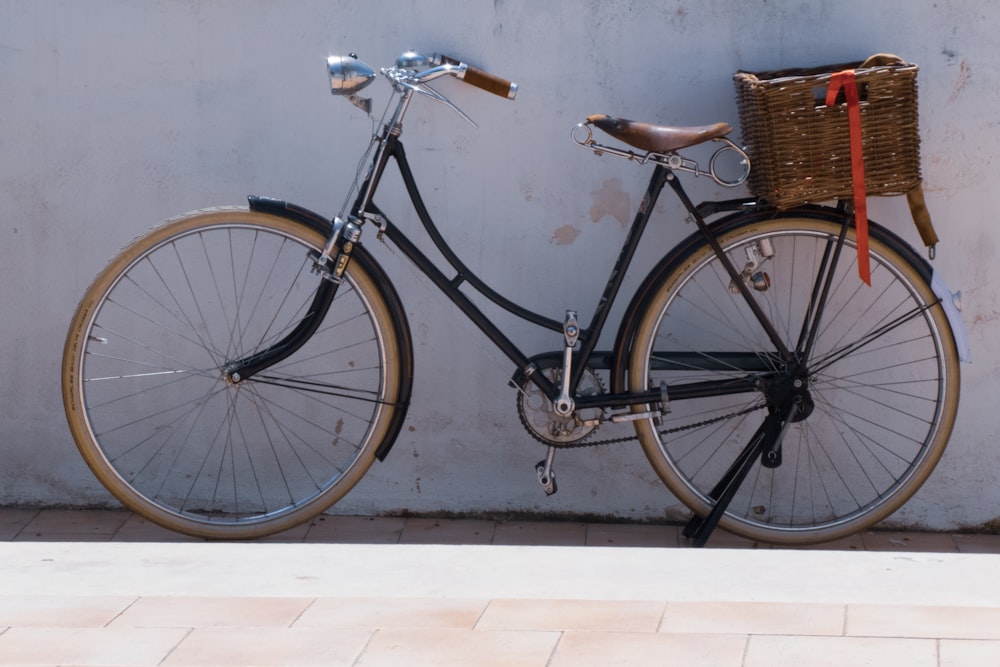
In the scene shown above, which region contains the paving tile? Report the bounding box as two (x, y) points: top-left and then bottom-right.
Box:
(744, 635), (938, 666)
(111, 514), (201, 542)
(688, 528), (772, 549)
(952, 533), (1000, 554)
(585, 522), (678, 547)
(940, 638), (1000, 666)
(551, 630), (748, 667)
(13, 531), (121, 542)
(399, 518), (496, 545)
(111, 596), (313, 628)
(492, 520), (586, 546)
(356, 627), (560, 667)
(0, 595), (134, 627)
(477, 598), (665, 633)
(16, 508), (129, 540)
(251, 520), (313, 543)
(661, 601), (845, 636)
(305, 515), (406, 543)
(847, 604), (1000, 640)
(294, 596), (487, 629)
(860, 530), (959, 552)
(789, 533), (866, 551)
(162, 626), (373, 666)
(0, 626), (189, 666)
(0, 508), (38, 540)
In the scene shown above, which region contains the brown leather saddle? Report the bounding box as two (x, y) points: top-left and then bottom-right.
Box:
(587, 114), (732, 153)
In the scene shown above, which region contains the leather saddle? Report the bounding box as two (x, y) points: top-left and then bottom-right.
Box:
(587, 114), (732, 153)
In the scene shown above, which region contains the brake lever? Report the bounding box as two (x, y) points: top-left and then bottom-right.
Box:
(385, 66), (478, 128)
(410, 81), (478, 128)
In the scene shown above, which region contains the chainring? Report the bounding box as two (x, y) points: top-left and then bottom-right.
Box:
(516, 365), (606, 446)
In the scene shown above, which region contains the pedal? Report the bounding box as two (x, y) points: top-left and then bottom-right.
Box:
(535, 447), (558, 496)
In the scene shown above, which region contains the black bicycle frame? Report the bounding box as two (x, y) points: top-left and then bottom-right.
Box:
(351, 131), (768, 406)
(233, 128), (833, 409)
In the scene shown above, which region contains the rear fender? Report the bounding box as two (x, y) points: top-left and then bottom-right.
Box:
(610, 204), (968, 391)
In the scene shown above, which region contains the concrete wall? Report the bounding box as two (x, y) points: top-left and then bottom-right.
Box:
(3, 0), (999, 530)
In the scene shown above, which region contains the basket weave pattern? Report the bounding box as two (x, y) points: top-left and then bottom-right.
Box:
(734, 61), (922, 209)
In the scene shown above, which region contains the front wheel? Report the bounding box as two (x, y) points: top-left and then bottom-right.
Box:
(628, 213), (960, 545)
(62, 208), (410, 539)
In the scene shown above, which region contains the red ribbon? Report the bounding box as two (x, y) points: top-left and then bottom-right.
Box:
(826, 70), (871, 285)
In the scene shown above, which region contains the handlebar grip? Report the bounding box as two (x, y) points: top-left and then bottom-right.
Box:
(437, 54), (518, 100)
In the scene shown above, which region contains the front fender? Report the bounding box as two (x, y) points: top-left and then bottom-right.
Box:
(248, 195), (334, 237)
(248, 195), (414, 460)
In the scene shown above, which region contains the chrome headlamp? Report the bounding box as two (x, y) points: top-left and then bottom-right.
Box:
(326, 54), (375, 96)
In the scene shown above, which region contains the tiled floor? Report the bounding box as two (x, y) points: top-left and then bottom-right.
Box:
(2, 507), (1000, 665)
(5, 506), (1000, 552)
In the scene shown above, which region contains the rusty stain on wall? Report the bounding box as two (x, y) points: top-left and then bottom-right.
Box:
(552, 224), (581, 245)
(590, 178), (630, 228)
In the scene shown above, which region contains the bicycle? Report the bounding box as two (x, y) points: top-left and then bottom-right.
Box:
(62, 50), (966, 546)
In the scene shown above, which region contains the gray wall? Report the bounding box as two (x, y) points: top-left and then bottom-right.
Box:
(3, 0), (999, 529)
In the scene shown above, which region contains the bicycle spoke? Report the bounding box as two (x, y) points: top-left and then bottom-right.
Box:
(67, 211), (404, 538)
(631, 215), (957, 544)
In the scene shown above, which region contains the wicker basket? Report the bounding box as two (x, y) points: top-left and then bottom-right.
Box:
(734, 59), (922, 209)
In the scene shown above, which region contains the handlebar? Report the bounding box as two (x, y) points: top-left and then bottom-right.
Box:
(431, 54), (518, 100)
(328, 51), (517, 127)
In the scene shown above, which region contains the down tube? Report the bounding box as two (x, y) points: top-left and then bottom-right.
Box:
(378, 218), (560, 399)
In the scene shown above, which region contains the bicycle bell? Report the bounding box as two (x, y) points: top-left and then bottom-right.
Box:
(395, 50), (429, 69)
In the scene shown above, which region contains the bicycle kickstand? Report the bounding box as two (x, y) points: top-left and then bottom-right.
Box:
(684, 404), (795, 547)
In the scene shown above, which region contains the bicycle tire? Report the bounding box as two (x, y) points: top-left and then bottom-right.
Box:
(62, 208), (409, 539)
(628, 212), (960, 545)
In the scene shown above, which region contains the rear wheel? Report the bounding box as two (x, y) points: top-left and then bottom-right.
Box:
(629, 214), (960, 545)
(62, 208), (408, 538)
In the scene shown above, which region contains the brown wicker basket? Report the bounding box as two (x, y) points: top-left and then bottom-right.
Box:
(734, 59), (922, 209)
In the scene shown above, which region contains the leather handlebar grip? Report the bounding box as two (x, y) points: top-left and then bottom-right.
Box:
(438, 54), (518, 100)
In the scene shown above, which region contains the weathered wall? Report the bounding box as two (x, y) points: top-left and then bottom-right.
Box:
(2, 0), (998, 529)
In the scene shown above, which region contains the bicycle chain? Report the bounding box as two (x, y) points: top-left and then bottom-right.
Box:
(541, 404), (765, 450)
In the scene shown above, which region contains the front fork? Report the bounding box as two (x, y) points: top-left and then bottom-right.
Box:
(224, 217), (363, 384)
